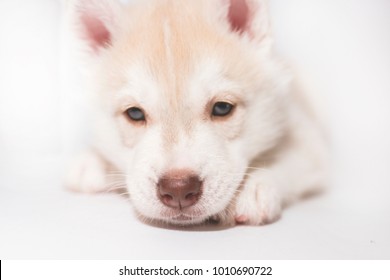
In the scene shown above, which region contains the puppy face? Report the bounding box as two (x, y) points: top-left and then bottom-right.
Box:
(70, 0), (288, 225)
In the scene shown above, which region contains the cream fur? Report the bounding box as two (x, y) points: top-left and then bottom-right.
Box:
(63, 0), (328, 226)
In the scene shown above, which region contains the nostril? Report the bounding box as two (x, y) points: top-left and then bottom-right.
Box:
(183, 191), (200, 208)
(162, 194), (173, 201)
(185, 192), (198, 201)
(160, 194), (174, 205)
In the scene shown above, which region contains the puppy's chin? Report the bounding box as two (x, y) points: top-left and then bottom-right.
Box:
(163, 215), (208, 226)
(135, 205), (219, 226)
(138, 213), (209, 227)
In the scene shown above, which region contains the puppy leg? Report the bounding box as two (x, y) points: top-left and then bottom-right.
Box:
(234, 169), (282, 225)
(65, 150), (109, 193)
(235, 128), (327, 225)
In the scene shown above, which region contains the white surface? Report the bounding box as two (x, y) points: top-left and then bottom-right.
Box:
(1, 0), (390, 259)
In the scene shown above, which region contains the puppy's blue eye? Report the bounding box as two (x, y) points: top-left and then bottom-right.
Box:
(212, 102), (234, 117)
(126, 107), (146, 122)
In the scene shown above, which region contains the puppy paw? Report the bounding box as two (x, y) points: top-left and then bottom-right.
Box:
(65, 150), (108, 193)
(234, 175), (282, 225)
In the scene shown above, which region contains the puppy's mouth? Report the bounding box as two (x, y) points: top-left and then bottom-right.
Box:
(137, 170), (237, 225)
(172, 214), (195, 221)
(160, 207), (209, 225)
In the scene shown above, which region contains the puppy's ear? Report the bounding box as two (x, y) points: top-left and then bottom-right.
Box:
(222, 0), (270, 42)
(69, 0), (123, 53)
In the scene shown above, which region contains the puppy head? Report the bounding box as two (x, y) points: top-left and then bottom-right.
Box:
(69, 0), (289, 225)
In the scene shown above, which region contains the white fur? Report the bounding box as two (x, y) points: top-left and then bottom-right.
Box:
(63, 0), (328, 226)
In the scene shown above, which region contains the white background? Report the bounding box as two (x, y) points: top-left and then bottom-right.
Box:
(0, 0), (389, 259)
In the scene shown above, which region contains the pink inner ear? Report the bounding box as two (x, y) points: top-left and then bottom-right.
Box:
(227, 0), (250, 33)
(81, 14), (111, 51)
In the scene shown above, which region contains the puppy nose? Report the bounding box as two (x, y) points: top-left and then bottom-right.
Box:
(158, 170), (202, 209)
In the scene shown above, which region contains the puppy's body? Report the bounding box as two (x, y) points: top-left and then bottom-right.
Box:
(64, 0), (327, 226)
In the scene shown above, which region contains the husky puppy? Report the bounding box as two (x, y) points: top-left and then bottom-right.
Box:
(64, 0), (327, 226)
